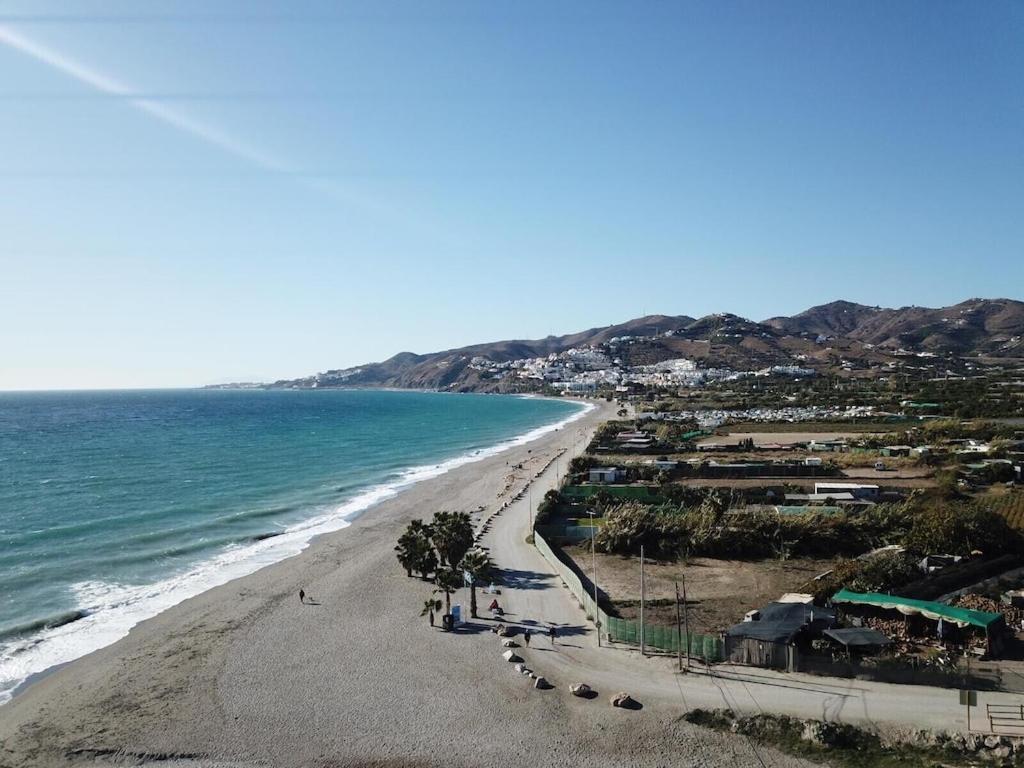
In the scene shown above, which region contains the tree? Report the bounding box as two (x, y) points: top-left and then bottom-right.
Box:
(434, 567), (464, 620)
(418, 548), (439, 580)
(395, 519), (436, 579)
(430, 511), (474, 568)
(461, 548), (494, 617)
(536, 489), (563, 526)
(421, 597), (442, 626)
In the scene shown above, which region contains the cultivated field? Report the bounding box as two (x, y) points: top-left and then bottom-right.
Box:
(979, 490), (1024, 530)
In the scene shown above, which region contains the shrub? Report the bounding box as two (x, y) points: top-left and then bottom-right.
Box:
(595, 503), (689, 559)
(811, 552), (921, 601)
(904, 504), (1023, 557)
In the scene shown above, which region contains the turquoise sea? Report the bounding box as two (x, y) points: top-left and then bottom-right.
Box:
(0, 389), (586, 703)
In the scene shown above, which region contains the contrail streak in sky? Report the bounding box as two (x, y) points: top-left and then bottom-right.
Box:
(0, 24), (452, 242)
(0, 24), (291, 174)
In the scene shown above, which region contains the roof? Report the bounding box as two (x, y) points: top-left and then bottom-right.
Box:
(785, 493), (857, 503)
(830, 589), (1004, 630)
(823, 627), (893, 647)
(814, 483), (879, 491)
(774, 505), (844, 516)
(725, 602), (836, 643)
(777, 593), (814, 604)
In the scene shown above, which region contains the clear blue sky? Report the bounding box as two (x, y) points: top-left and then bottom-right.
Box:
(1, 1), (1021, 389)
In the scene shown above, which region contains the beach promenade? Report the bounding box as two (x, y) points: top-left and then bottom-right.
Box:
(0, 396), (999, 767)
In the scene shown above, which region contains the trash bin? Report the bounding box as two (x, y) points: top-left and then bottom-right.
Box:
(442, 613), (454, 631)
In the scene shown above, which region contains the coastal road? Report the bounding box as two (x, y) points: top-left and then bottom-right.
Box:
(482, 424), (1022, 736)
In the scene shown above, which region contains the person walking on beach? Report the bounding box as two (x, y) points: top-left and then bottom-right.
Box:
(523, 629), (531, 647)
(549, 625), (557, 647)
(298, 589), (305, 604)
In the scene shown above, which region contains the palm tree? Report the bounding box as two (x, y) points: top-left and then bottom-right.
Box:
(430, 511), (474, 568)
(420, 597), (442, 626)
(418, 548), (439, 580)
(460, 548), (494, 618)
(395, 519), (435, 579)
(433, 567), (463, 621)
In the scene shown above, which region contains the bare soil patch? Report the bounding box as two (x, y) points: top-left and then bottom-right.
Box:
(698, 431), (868, 446)
(560, 544), (836, 634)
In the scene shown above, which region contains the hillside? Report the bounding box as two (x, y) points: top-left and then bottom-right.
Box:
(264, 299), (1024, 393)
(766, 299), (1024, 356)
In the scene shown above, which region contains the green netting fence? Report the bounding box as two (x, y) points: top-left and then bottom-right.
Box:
(533, 529), (724, 662)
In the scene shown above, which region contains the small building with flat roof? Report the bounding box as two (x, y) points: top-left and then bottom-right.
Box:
(588, 467), (625, 484)
(814, 482), (880, 500)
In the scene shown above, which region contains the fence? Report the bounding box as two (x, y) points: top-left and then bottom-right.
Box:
(532, 528), (724, 662)
(795, 654), (1004, 691)
(987, 704), (1024, 735)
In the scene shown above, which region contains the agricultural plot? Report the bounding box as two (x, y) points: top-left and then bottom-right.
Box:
(982, 492), (1024, 529)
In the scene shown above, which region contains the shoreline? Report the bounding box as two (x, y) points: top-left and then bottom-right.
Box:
(0, 393), (593, 709)
(0, 397), (815, 768)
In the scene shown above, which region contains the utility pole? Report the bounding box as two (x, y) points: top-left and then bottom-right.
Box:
(682, 574), (690, 668)
(675, 581), (683, 671)
(591, 510), (600, 647)
(640, 545), (646, 656)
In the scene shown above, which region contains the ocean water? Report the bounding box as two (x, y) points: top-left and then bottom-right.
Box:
(0, 389), (587, 703)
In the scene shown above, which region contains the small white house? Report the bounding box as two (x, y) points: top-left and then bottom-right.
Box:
(589, 467), (625, 484)
(803, 457), (823, 467)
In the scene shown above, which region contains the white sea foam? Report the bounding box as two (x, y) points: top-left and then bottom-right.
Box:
(0, 399), (592, 705)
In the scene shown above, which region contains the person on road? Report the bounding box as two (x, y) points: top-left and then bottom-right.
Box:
(523, 629), (531, 647)
(299, 589), (305, 604)
(549, 625), (557, 646)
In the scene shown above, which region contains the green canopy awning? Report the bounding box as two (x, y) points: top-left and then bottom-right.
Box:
(831, 589), (1003, 630)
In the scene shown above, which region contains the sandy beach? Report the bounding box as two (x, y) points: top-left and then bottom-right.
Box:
(0, 399), (819, 768)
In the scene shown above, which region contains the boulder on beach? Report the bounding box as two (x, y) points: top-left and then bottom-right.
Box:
(501, 639), (518, 648)
(534, 677), (551, 690)
(497, 625), (514, 637)
(611, 692), (640, 710)
(502, 650), (523, 663)
(514, 663), (529, 675)
(570, 683), (592, 697)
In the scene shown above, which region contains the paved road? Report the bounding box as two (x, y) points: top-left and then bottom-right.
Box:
(482, 426), (1021, 736)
